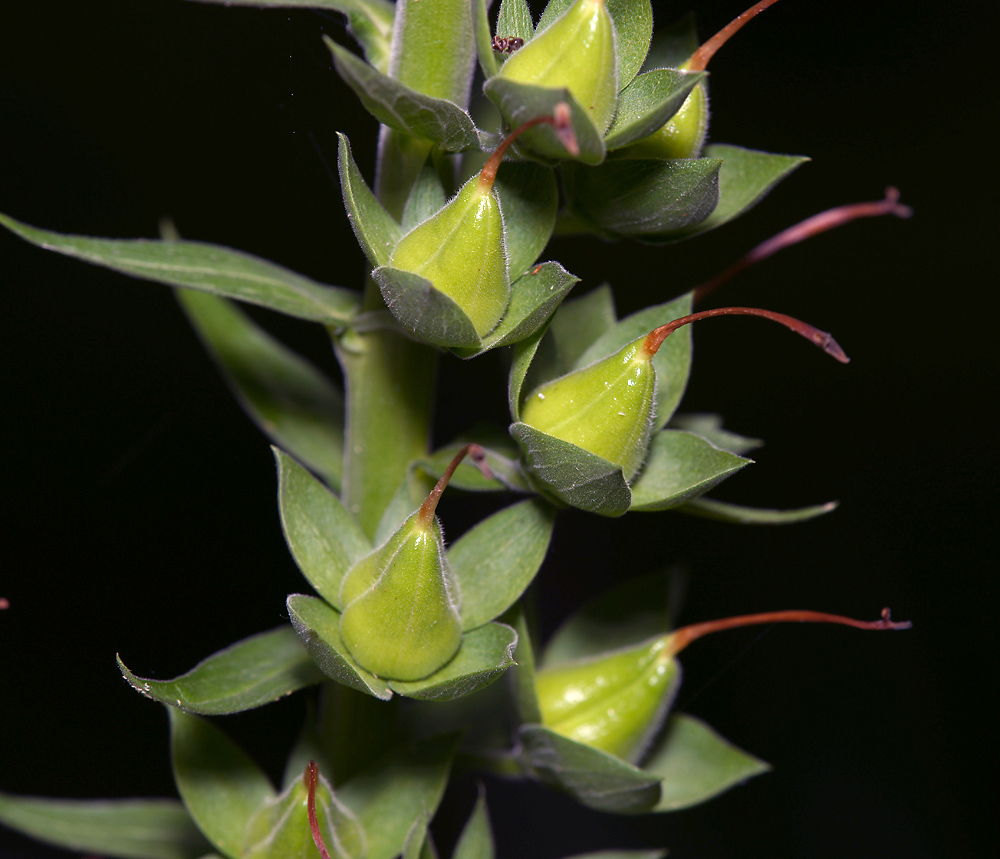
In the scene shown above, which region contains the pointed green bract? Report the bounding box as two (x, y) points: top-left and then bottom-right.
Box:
(338, 512), (462, 681)
(389, 176), (509, 338)
(497, 0), (619, 134)
(520, 335), (655, 480)
(536, 635), (680, 762)
(623, 83), (708, 159)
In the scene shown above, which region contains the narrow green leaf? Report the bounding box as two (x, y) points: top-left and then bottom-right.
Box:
(276, 449), (371, 608)
(389, 0), (475, 106)
(668, 413), (763, 456)
(607, 0), (653, 88)
(645, 713), (770, 811)
(542, 573), (673, 667)
(561, 157), (721, 239)
(511, 423), (632, 517)
(388, 622), (518, 700)
(337, 133), (402, 268)
(574, 291), (694, 430)
(286, 594), (393, 700)
(0, 794), (210, 859)
(483, 79), (606, 165)
(338, 735), (459, 859)
(329, 40), (480, 152)
(118, 627), (323, 716)
(494, 161), (559, 279)
(450, 499), (556, 630)
(667, 145), (810, 239)
(0, 213), (358, 324)
(629, 430), (751, 512)
(472, 0), (499, 79)
(604, 69), (705, 151)
(169, 710), (274, 859)
(178, 291), (344, 488)
(455, 261), (580, 358)
(374, 266), (482, 348)
(518, 725), (662, 814)
(677, 497), (840, 525)
(496, 0), (534, 46)
(401, 808), (433, 859)
(452, 786), (494, 859)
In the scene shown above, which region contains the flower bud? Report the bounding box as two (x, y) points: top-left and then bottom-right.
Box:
(388, 173), (509, 339)
(536, 608), (911, 762)
(497, 0), (619, 134)
(337, 448), (485, 681)
(520, 305), (848, 483)
(624, 0), (781, 160)
(536, 634), (679, 761)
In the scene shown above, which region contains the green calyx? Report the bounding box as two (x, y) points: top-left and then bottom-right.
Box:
(388, 174), (510, 339)
(498, 0), (619, 135)
(619, 79), (708, 160)
(520, 333), (656, 481)
(536, 634), (679, 762)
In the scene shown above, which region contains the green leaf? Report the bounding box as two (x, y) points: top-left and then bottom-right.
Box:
(504, 601), (542, 724)
(186, 0), (394, 71)
(374, 266), (482, 348)
(454, 261), (580, 358)
(483, 79), (606, 165)
(388, 622), (518, 700)
(494, 161), (559, 279)
(667, 413), (763, 456)
(604, 69), (705, 151)
(449, 499), (556, 630)
(118, 627), (323, 716)
(667, 145), (810, 239)
(337, 133), (402, 268)
(677, 497), (840, 525)
(0, 212), (358, 324)
(629, 430), (751, 512)
(338, 734), (458, 859)
(169, 710), (274, 859)
(452, 786), (494, 859)
(0, 793), (210, 859)
(389, 0), (475, 106)
(496, 0), (534, 48)
(511, 423), (632, 517)
(401, 808), (433, 859)
(518, 725), (661, 814)
(535, 0), (652, 89)
(277, 450), (371, 608)
(575, 291), (694, 430)
(645, 713), (770, 811)
(178, 291), (345, 488)
(542, 573), (673, 667)
(286, 594), (393, 700)
(329, 40), (480, 152)
(561, 157), (721, 240)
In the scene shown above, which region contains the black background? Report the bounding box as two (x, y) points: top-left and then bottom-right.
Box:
(1, 1), (993, 858)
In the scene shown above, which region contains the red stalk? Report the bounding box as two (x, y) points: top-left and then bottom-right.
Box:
(417, 443), (492, 527)
(667, 607), (912, 656)
(479, 103), (579, 190)
(687, 0), (783, 72)
(642, 306), (849, 363)
(304, 761), (332, 859)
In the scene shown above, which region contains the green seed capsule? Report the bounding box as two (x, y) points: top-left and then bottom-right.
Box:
(536, 635), (678, 762)
(520, 334), (657, 481)
(389, 174), (509, 338)
(498, 0), (619, 134)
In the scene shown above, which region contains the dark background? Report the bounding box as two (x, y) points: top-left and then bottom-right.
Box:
(1, 1), (993, 857)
